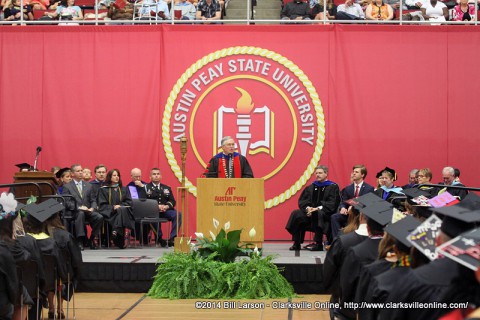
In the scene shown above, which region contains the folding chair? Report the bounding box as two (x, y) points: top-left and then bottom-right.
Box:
(58, 247), (76, 320)
(16, 259), (40, 320)
(132, 199), (169, 247)
(42, 254), (59, 320)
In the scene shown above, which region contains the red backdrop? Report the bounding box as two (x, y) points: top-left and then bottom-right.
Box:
(1, 25), (479, 240)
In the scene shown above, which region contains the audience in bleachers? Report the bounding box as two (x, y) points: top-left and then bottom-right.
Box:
(281, 0), (311, 20)
(195, 0), (221, 22)
(108, 0), (134, 19)
(451, 0), (476, 20)
(365, 0), (394, 20)
(135, 0), (170, 20)
(310, 0), (337, 20)
(43, 0), (83, 20)
(421, 0), (448, 22)
(2, 0), (34, 21)
(2, 0), (480, 23)
(172, 0), (196, 20)
(336, 0), (365, 19)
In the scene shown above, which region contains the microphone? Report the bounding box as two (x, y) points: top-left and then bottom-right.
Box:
(33, 146), (42, 171)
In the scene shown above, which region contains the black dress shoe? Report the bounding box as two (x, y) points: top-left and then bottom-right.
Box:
(303, 243), (315, 249)
(157, 238), (167, 247)
(307, 243), (323, 251)
(78, 243), (84, 251)
(289, 244), (301, 251)
(89, 243), (99, 250)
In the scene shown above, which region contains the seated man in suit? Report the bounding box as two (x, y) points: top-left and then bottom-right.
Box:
(62, 164), (104, 250)
(330, 164), (374, 241)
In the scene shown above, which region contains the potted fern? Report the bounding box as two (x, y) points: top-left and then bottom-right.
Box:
(147, 219), (295, 299)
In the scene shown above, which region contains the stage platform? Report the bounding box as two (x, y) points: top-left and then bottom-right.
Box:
(78, 242), (328, 295)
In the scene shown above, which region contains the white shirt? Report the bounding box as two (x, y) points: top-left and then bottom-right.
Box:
(354, 181), (364, 194)
(337, 3), (365, 18)
(421, 1), (446, 17)
(355, 224), (369, 236)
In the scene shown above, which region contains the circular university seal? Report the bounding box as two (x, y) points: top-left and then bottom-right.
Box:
(162, 46), (325, 209)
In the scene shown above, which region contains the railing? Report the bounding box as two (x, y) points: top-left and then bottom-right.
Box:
(0, 0), (478, 25)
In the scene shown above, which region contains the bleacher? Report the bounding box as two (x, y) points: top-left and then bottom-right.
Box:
(0, 0), (479, 24)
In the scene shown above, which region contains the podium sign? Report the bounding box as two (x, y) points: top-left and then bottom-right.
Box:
(197, 178), (264, 244)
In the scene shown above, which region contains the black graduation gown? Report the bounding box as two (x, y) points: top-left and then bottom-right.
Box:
(98, 186), (135, 231)
(0, 242), (18, 317)
(34, 235), (66, 286)
(16, 234), (46, 291)
(4, 239), (35, 306)
(285, 182), (341, 242)
(379, 258), (459, 320)
(323, 231), (368, 303)
(339, 237), (382, 320)
(52, 229), (83, 283)
(438, 182), (468, 200)
(419, 185), (439, 198)
(437, 264), (480, 319)
(374, 187), (404, 203)
(206, 153), (254, 178)
(355, 259), (393, 320)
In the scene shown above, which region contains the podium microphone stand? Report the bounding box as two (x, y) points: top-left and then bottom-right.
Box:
(174, 136), (190, 253)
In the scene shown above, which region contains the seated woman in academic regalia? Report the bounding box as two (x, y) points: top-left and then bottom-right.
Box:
(374, 167), (403, 203)
(45, 211), (82, 319)
(55, 167), (72, 195)
(98, 169), (135, 249)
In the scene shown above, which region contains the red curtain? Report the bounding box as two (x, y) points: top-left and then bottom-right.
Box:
(1, 25), (479, 240)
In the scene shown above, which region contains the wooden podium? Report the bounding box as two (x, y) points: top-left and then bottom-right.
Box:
(197, 178), (264, 246)
(13, 172), (57, 202)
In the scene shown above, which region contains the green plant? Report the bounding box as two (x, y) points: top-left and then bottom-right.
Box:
(147, 218), (296, 300)
(147, 251), (295, 299)
(195, 219), (254, 263)
(148, 252), (224, 299)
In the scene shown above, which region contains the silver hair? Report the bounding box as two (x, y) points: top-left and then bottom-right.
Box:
(442, 166), (455, 176)
(315, 165), (328, 174)
(221, 136), (234, 146)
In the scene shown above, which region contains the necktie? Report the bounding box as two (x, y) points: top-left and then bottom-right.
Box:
(354, 185), (359, 198)
(77, 183), (83, 198)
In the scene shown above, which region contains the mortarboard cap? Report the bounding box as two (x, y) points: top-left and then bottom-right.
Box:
(24, 199), (64, 224)
(55, 167), (71, 179)
(384, 215), (421, 248)
(15, 163), (33, 171)
(378, 167), (397, 181)
(403, 188), (434, 218)
(437, 227), (480, 271)
(407, 214), (443, 261)
(451, 192), (480, 211)
(15, 202), (26, 212)
(349, 192), (384, 210)
(361, 201), (394, 227)
(403, 188), (431, 200)
(430, 194), (480, 224)
(430, 194), (480, 238)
